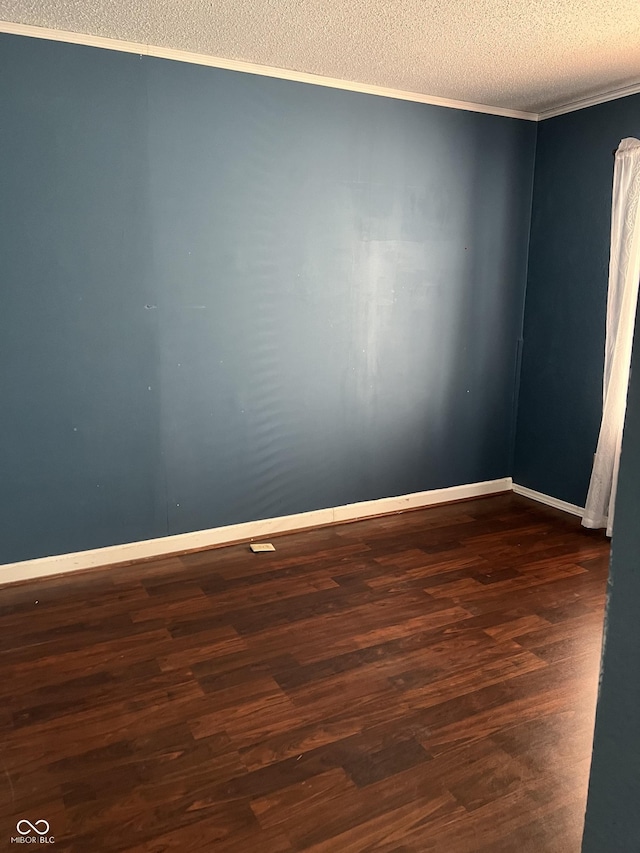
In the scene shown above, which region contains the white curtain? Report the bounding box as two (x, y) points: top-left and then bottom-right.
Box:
(583, 138), (640, 536)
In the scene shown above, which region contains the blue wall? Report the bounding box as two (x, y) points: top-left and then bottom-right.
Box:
(514, 94), (640, 506)
(581, 300), (640, 852)
(0, 35), (536, 563)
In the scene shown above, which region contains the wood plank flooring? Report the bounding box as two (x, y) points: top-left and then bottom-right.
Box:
(0, 494), (610, 851)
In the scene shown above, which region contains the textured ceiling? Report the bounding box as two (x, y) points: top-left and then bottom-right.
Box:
(1, 0), (640, 114)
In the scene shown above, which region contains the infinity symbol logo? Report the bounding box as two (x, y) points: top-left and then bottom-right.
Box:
(16, 819), (50, 836)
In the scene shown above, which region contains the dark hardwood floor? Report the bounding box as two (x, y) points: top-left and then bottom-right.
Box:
(0, 493), (610, 852)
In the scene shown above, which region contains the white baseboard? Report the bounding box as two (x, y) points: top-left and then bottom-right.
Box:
(512, 483), (584, 518)
(0, 477), (511, 585)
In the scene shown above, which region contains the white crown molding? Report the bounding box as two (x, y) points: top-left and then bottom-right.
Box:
(0, 477), (512, 585)
(512, 483), (584, 517)
(539, 80), (640, 121)
(0, 20), (538, 121)
(3, 20), (640, 124)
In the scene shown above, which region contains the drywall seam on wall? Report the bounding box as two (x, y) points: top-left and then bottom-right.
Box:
(0, 20), (538, 120)
(512, 482), (584, 516)
(0, 478), (511, 585)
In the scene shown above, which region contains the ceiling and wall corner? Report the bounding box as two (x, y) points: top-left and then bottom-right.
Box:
(1, 0), (639, 119)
